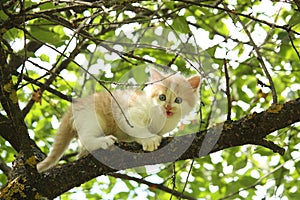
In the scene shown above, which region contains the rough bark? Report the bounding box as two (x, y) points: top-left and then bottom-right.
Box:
(0, 98), (299, 199)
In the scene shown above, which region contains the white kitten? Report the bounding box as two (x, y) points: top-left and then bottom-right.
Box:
(37, 69), (200, 172)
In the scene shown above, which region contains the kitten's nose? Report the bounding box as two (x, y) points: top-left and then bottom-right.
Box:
(165, 104), (172, 111)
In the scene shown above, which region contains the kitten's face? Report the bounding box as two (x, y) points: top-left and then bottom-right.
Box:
(146, 69), (200, 119)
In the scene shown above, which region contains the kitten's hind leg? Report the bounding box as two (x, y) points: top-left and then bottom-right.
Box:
(73, 102), (117, 156)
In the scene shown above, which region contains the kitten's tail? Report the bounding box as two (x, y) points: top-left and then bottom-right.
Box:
(37, 110), (75, 172)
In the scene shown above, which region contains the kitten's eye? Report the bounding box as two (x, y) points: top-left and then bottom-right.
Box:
(175, 97), (182, 104)
(159, 94), (166, 101)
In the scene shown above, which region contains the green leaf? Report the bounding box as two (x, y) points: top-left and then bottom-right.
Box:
(234, 158), (248, 170)
(35, 118), (52, 132)
(255, 147), (274, 156)
(172, 16), (190, 34)
(278, 31), (289, 41)
(40, 54), (50, 62)
(288, 12), (300, 27)
(0, 9), (8, 21)
(29, 21), (69, 47)
(239, 175), (256, 187)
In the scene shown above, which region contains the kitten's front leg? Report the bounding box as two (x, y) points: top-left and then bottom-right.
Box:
(149, 105), (166, 134)
(135, 135), (162, 151)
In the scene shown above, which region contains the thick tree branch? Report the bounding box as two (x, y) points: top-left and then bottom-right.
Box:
(0, 42), (39, 158)
(17, 98), (299, 199)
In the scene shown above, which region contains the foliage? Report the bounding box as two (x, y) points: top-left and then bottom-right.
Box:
(0, 0), (300, 199)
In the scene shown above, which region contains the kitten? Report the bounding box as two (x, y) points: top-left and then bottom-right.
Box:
(37, 69), (200, 172)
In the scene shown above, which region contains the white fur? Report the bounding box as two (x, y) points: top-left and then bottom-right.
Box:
(37, 69), (200, 172)
(72, 96), (118, 154)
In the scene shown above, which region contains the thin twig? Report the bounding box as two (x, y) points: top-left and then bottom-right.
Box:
(21, 39), (85, 116)
(110, 173), (196, 200)
(16, 0), (26, 88)
(219, 159), (293, 200)
(179, 160), (194, 200)
(169, 162), (176, 200)
(222, 3), (278, 104)
(287, 30), (300, 60)
(0, 157), (12, 179)
(205, 76), (222, 128)
(223, 59), (231, 121)
(178, 0), (299, 36)
(17, 72), (72, 102)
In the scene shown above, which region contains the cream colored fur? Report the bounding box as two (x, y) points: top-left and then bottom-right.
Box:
(37, 69), (200, 172)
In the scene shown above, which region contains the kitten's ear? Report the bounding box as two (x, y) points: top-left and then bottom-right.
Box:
(188, 75), (201, 90)
(150, 68), (164, 81)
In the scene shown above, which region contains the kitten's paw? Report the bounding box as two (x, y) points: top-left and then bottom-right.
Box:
(78, 148), (89, 158)
(98, 135), (118, 149)
(136, 135), (162, 151)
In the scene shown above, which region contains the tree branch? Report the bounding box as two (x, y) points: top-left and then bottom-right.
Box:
(0, 157), (12, 180)
(0, 42), (39, 159)
(29, 98), (300, 199)
(220, 160), (287, 200)
(223, 59), (232, 121)
(178, 0), (300, 36)
(21, 39), (85, 116)
(110, 173), (196, 200)
(17, 72), (72, 102)
(8, 40), (43, 72)
(222, 3), (278, 104)
(287, 30), (300, 60)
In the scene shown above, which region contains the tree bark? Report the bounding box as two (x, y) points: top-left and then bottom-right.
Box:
(1, 98), (299, 199)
